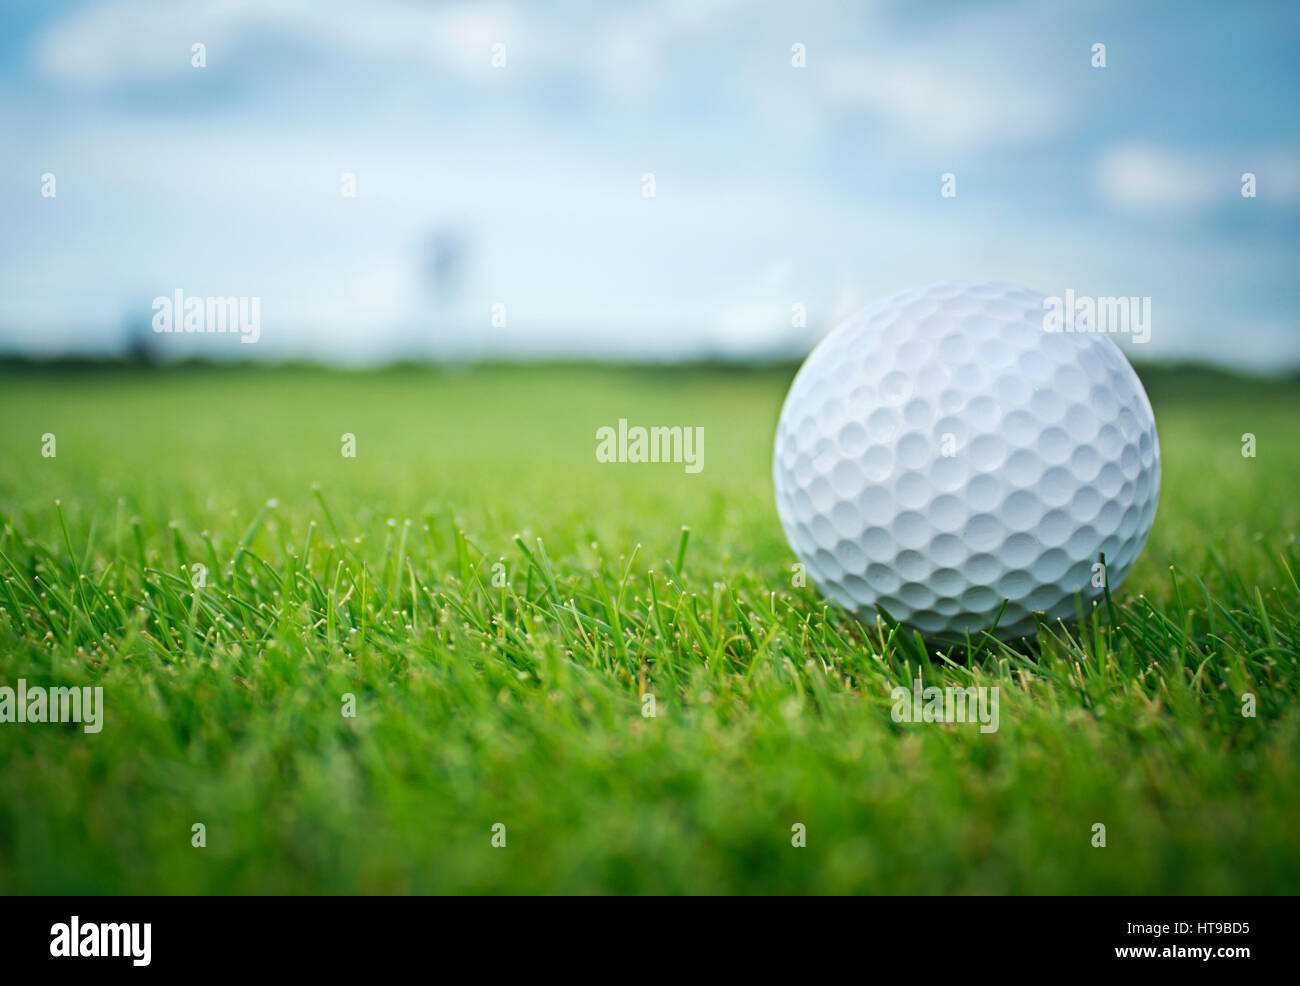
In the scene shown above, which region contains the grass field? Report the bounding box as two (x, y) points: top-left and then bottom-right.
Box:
(1, 361), (1298, 894)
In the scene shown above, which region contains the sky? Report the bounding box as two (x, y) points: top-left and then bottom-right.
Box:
(1, 0), (1298, 369)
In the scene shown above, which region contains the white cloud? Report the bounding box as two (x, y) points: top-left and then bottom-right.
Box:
(33, 0), (529, 84)
(1097, 143), (1300, 211)
(1096, 144), (1221, 210)
(820, 53), (1059, 151)
(1249, 151), (1300, 203)
(33, 0), (758, 92)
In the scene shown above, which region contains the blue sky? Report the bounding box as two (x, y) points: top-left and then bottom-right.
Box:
(2, 0), (1298, 368)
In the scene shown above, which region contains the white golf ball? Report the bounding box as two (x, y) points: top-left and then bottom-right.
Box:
(773, 281), (1160, 639)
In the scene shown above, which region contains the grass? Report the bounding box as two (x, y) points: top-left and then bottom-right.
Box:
(0, 361), (1297, 894)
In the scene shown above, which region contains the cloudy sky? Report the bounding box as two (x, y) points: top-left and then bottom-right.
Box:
(2, 0), (1298, 368)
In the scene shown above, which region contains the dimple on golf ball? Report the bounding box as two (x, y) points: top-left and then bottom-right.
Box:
(773, 281), (1160, 639)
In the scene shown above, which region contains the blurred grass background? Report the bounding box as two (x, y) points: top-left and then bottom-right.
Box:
(0, 361), (1297, 893)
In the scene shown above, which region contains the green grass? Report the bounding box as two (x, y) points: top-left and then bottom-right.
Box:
(0, 361), (1297, 894)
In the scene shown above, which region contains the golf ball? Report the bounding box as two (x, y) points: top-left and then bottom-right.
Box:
(773, 281), (1160, 639)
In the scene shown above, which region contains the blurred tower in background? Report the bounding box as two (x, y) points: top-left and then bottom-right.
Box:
(420, 226), (470, 358)
(426, 228), (466, 308)
(122, 301), (161, 366)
